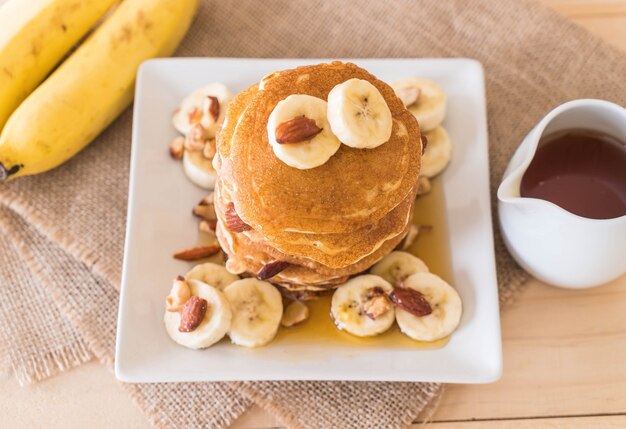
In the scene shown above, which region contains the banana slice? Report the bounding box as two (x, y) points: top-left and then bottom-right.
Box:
(182, 149), (217, 189)
(330, 274), (395, 337)
(223, 278), (283, 347)
(420, 126), (452, 178)
(172, 83), (232, 137)
(327, 78), (393, 149)
(185, 262), (239, 291)
(395, 272), (462, 341)
(391, 78), (446, 132)
(164, 279), (232, 349)
(370, 251), (429, 285)
(267, 94), (341, 169)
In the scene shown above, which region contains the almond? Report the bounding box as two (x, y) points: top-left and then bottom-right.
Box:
(165, 275), (191, 312)
(192, 204), (217, 222)
(275, 116), (322, 144)
(257, 260), (289, 280)
(389, 286), (432, 317)
(184, 124), (206, 152)
(199, 192), (214, 206)
(178, 296), (208, 332)
(199, 219), (217, 233)
(396, 85), (420, 108)
(416, 176), (431, 196)
(363, 295), (392, 320)
(203, 139), (216, 159)
(281, 300), (310, 327)
(206, 95), (220, 121)
(225, 203), (251, 233)
(169, 136), (185, 159)
(173, 244), (221, 261)
(187, 106), (203, 125)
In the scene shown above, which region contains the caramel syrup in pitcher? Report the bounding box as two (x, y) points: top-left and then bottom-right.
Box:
(273, 177), (453, 349)
(520, 129), (626, 219)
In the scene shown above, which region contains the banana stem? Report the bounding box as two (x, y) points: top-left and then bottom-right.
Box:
(0, 162), (21, 182)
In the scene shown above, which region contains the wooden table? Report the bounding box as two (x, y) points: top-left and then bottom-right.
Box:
(1, 1), (625, 428)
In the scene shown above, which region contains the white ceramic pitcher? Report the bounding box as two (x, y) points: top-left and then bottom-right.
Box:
(498, 99), (626, 289)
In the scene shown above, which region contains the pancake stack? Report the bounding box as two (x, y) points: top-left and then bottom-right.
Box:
(214, 62), (422, 297)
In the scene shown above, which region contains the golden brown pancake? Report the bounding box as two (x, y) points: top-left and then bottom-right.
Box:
(213, 61), (422, 293)
(223, 62), (421, 235)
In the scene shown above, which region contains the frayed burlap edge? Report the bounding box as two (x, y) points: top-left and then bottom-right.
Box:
(0, 189), (120, 290)
(11, 343), (93, 386)
(2, 212), (249, 429)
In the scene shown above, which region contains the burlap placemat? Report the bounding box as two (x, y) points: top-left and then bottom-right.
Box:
(1, 0), (625, 428)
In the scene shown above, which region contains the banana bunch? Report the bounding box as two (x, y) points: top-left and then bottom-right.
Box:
(0, 0), (199, 181)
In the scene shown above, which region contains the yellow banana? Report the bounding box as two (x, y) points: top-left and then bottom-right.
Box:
(0, 0), (199, 181)
(0, 0), (118, 132)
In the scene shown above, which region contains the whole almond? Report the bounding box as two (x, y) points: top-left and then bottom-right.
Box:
(225, 202), (251, 233)
(275, 116), (322, 144)
(257, 260), (289, 280)
(389, 286), (433, 317)
(173, 244), (221, 261)
(178, 296), (208, 332)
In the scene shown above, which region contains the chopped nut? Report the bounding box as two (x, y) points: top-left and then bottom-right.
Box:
(199, 219), (216, 233)
(275, 116), (322, 144)
(396, 85), (420, 107)
(184, 124), (206, 152)
(199, 192), (214, 206)
(169, 136), (185, 159)
(187, 106), (203, 126)
(178, 296), (208, 332)
(257, 260), (289, 280)
(225, 202), (251, 233)
(192, 204), (217, 223)
(416, 176), (432, 196)
(206, 95), (220, 121)
(203, 139), (216, 160)
(281, 300), (310, 327)
(173, 244), (221, 261)
(363, 295), (392, 320)
(390, 286), (432, 317)
(165, 275), (191, 312)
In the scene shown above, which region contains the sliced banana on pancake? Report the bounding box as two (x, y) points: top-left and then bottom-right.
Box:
(394, 272), (462, 342)
(391, 78), (446, 132)
(185, 262), (239, 291)
(183, 149), (217, 189)
(164, 278), (232, 349)
(327, 78), (393, 149)
(172, 83), (232, 136)
(420, 126), (452, 178)
(267, 94), (341, 169)
(223, 278), (283, 347)
(331, 274), (395, 337)
(370, 251), (429, 285)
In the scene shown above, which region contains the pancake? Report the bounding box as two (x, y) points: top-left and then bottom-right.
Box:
(214, 176), (416, 268)
(224, 62), (421, 235)
(215, 217), (412, 292)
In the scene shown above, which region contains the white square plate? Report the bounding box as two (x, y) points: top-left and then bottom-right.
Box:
(115, 58), (501, 383)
